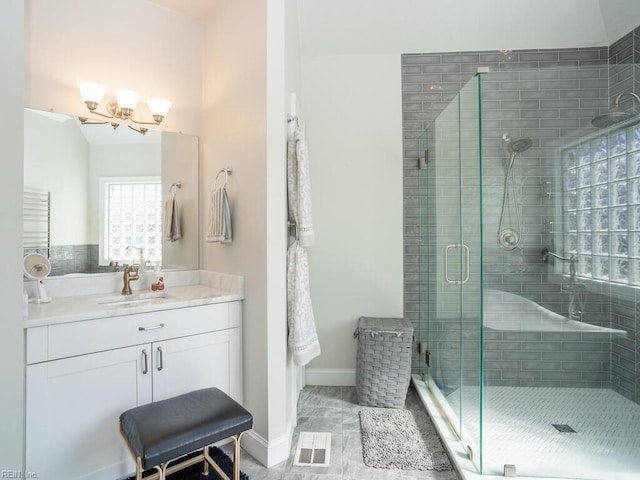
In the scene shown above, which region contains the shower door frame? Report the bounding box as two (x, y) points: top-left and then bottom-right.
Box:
(418, 72), (485, 474)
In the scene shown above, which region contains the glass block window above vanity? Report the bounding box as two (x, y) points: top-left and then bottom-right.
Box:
(99, 177), (162, 266)
(562, 122), (640, 286)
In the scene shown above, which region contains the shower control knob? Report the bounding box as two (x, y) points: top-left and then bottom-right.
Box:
(498, 228), (520, 250)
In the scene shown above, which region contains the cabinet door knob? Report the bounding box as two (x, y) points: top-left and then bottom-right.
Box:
(138, 323), (165, 331)
(141, 349), (148, 374)
(157, 346), (164, 371)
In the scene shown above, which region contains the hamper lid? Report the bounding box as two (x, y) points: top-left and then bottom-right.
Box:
(357, 316), (413, 335)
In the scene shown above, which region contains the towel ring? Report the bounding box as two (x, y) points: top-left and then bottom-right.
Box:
(214, 168), (233, 189)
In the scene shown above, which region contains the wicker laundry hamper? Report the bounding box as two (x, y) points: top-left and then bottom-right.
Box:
(354, 316), (414, 408)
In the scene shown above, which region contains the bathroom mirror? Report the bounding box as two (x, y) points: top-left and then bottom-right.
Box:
(24, 108), (199, 276)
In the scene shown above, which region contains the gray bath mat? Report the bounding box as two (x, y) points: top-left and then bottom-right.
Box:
(359, 407), (452, 471)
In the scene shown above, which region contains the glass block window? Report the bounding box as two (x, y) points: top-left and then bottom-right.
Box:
(99, 177), (162, 266)
(562, 122), (640, 285)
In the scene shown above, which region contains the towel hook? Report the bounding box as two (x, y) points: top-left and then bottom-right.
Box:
(170, 181), (182, 191)
(214, 168), (233, 189)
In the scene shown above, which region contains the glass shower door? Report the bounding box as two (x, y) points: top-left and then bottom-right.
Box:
(418, 74), (483, 471)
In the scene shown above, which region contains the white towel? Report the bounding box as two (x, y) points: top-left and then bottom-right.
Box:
(287, 123), (315, 246)
(206, 186), (232, 243)
(287, 240), (321, 365)
(163, 187), (182, 242)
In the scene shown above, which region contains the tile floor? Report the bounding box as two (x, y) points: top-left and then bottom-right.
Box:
(446, 386), (640, 479)
(225, 385), (461, 480)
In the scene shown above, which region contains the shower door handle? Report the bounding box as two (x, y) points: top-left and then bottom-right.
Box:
(444, 243), (470, 285)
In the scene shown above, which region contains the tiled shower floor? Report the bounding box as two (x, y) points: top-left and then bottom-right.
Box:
(445, 386), (640, 479)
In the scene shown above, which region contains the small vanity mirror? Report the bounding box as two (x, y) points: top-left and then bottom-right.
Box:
(23, 253), (52, 302)
(24, 108), (199, 276)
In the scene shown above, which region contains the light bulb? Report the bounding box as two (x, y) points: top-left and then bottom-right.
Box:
(77, 81), (106, 109)
(147, 97), (172, 123)
(116, 90), (140, 111)
(148, 97), (171, 117)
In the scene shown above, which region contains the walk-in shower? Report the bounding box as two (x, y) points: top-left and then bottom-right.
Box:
(412, 61), (640, 480)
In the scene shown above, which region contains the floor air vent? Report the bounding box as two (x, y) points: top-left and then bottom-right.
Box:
(552, 424), (577, 433)
(293, 432), (331, 467)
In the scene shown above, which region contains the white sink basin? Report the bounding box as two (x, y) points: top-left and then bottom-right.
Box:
(96, 291), (168, 307)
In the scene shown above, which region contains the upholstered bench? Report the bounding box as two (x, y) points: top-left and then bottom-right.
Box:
(120, 387), (253, 480)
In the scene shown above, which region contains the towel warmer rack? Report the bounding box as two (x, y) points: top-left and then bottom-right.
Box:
(23, 188), (51, 257)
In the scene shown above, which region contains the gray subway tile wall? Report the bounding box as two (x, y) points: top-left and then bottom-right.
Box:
(403, 26), (640, 404)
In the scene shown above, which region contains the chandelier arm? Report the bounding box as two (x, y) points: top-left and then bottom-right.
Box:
(128, 117), (161, 126)
(78, 117), (109, 125)
(128, 125), (148, 135)
(90, 110), (117, 120)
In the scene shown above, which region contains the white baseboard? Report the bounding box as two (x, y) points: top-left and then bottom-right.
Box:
(305, 368), (356, 386)
(242, 429), (291, 468)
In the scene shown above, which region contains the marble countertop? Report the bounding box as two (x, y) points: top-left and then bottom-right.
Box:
(24, 270), (244, 328)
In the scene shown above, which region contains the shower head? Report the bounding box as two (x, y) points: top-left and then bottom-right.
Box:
(506, 136), (532, 154)
(591, 106), (636, 129)
(591, 92), (640, 129)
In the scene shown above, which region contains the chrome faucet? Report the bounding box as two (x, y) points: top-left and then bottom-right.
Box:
(121, 264), (140, 295)
(541, 247), (583, 320)
(541, 247), (578, 283)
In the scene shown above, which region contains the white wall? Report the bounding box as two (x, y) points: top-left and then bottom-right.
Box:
(24, 109), (90, 245)
(202, 0), (290, 467)
(161, 132), (200, 270)
(298, 0), (610, 55)
(0, 0), (24, 472)
(25, 0), (203, 136)
(301, 55), (404, 383)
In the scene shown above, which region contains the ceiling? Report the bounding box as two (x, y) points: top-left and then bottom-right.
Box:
(146, 0), (640, 56)
(297, 0), (640, 55)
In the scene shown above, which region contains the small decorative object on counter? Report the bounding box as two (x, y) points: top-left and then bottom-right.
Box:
(152, 276), (165, 291)
(151, 262), (164, 291)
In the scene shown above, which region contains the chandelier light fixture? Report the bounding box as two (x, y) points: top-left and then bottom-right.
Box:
(77, 81), (172, 135)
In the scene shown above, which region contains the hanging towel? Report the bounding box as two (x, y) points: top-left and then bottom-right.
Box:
(206, 186), (232, 243)
(287, 240), (321, 365)
(287, 123), (315, 247)
(163, 186), (182, 242)
(286, 118), (320, 365)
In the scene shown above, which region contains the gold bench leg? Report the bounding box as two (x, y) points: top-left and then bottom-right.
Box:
(136, 457), (164, 480)
(233, 432), (244, 480)
(204, 445), (210, 476)
(202, 433), (245, 480)
(132, 432), (247, 480)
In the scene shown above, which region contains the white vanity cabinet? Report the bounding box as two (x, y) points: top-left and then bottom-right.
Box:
(25, 301), (242, 480)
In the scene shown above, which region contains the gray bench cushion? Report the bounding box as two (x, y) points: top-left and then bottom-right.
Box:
(120, 388), (253, 470)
